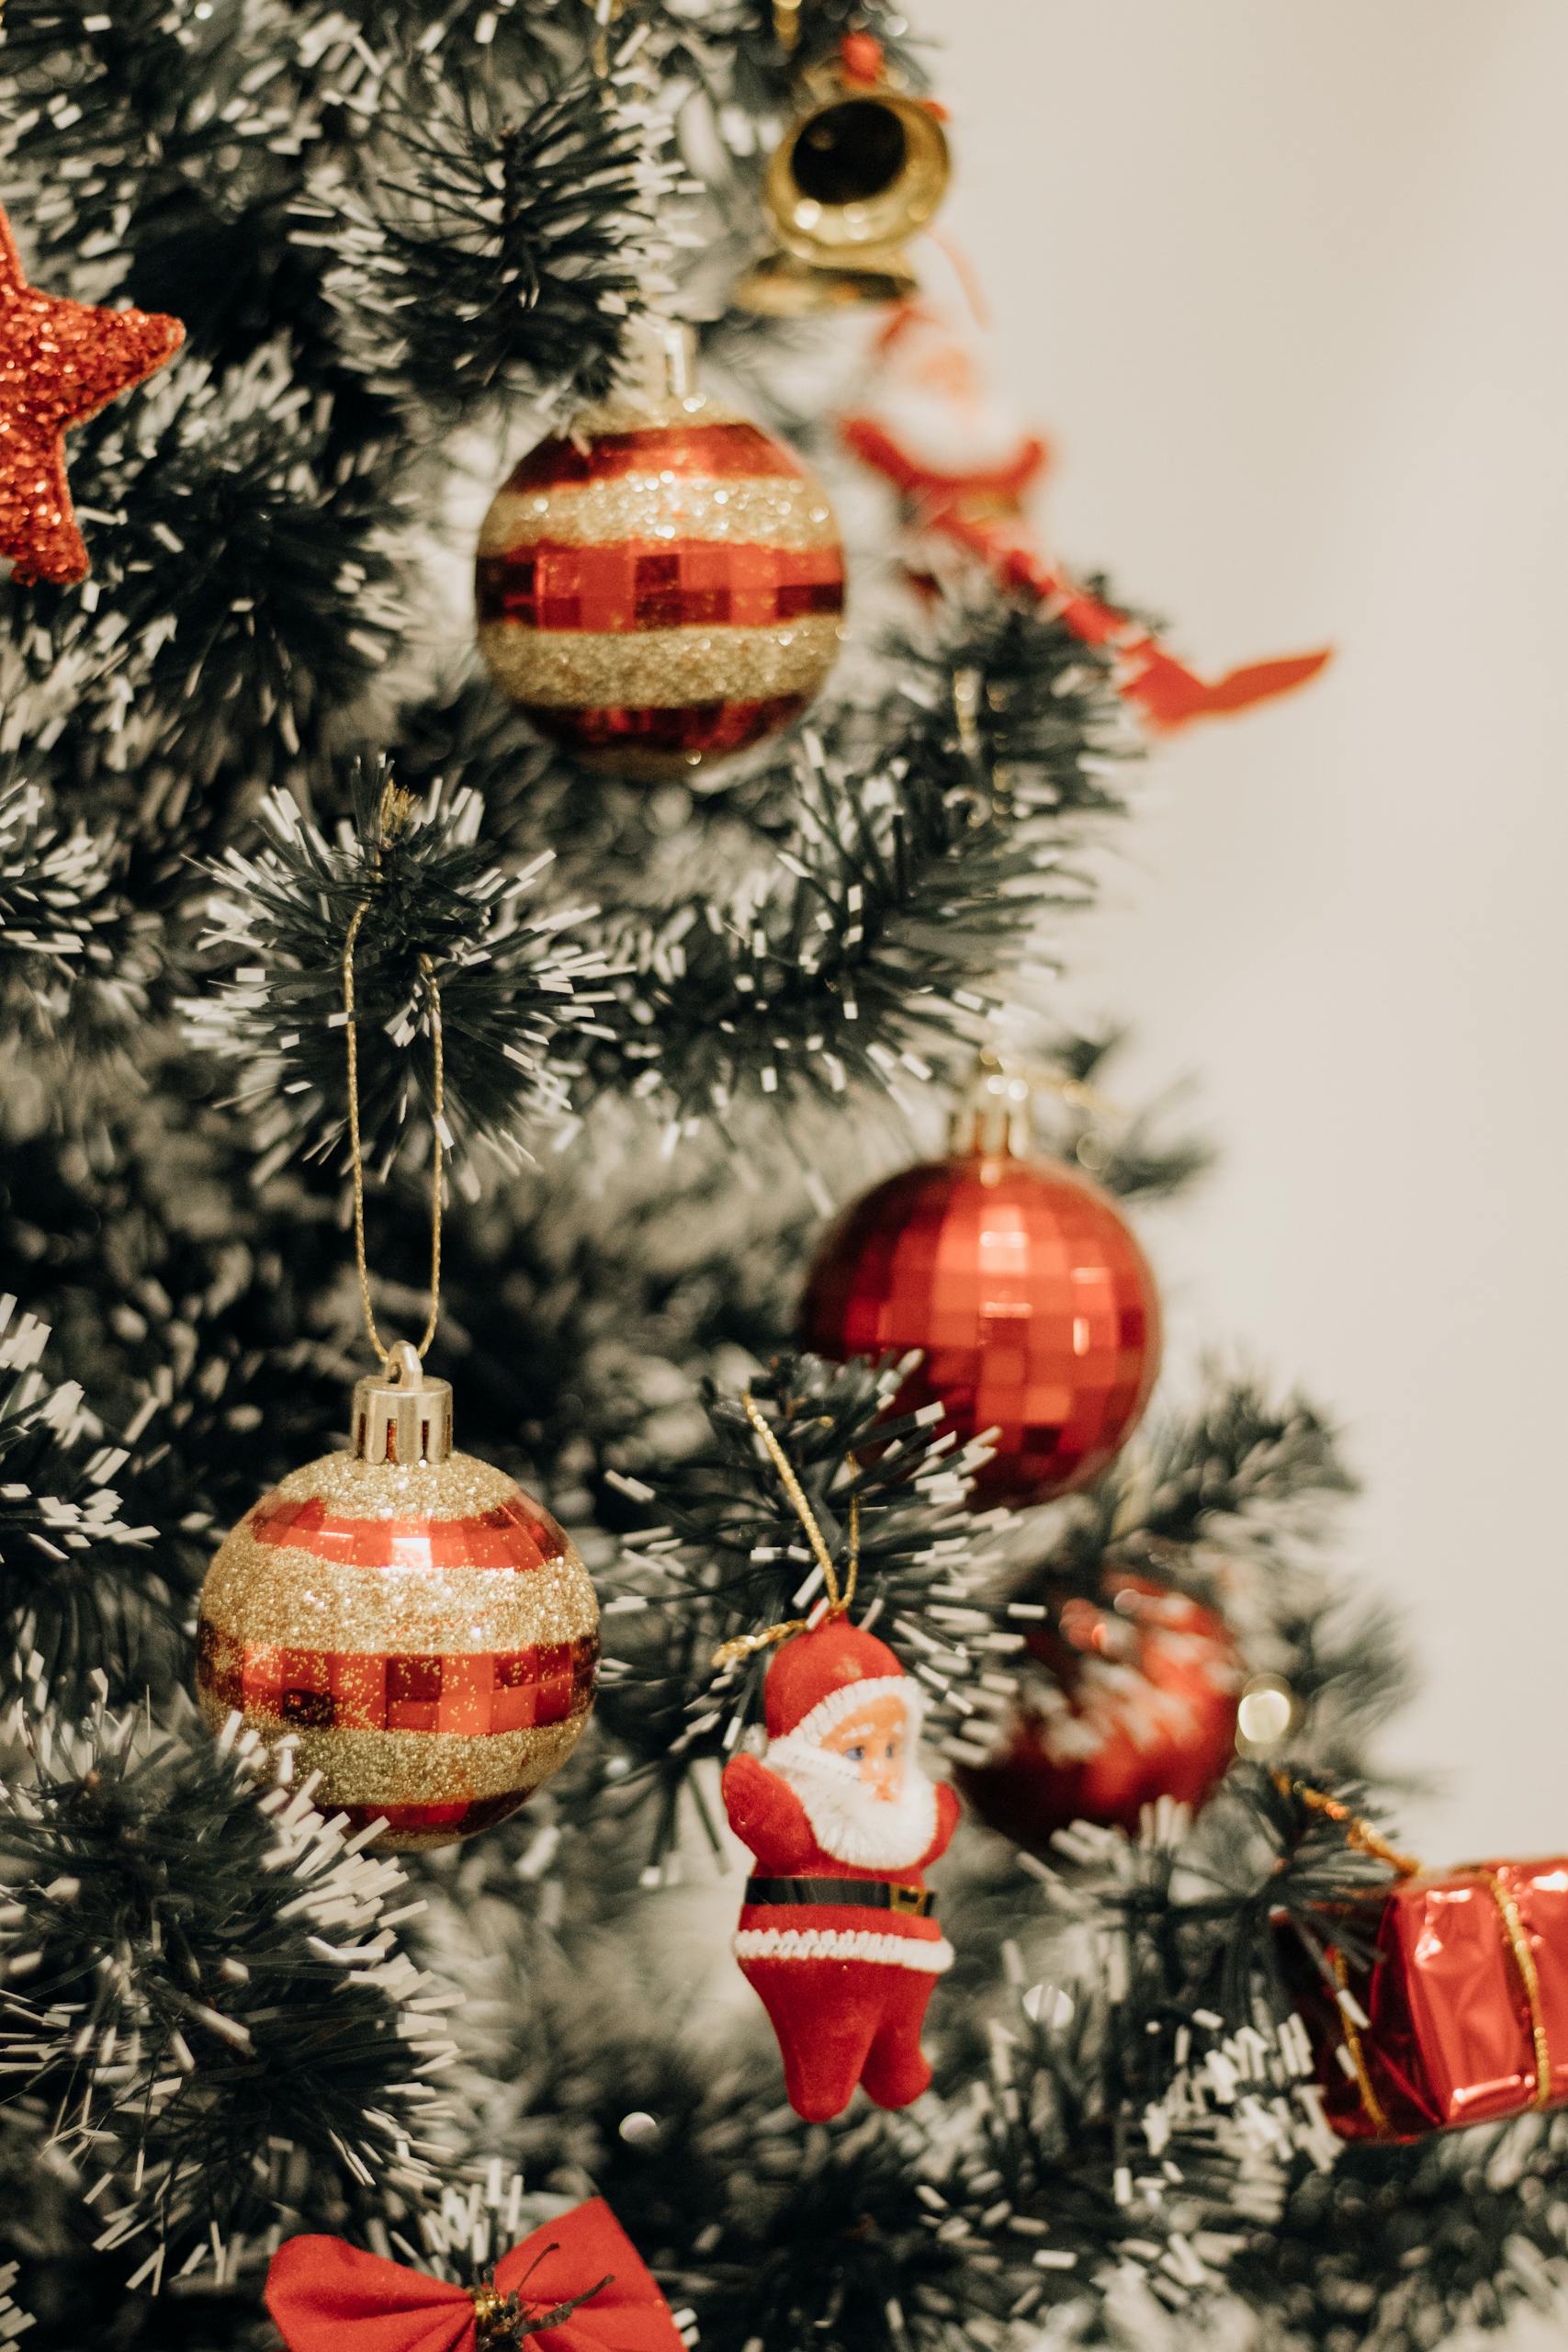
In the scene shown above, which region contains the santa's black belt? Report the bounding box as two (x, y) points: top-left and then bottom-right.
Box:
(744, 1875), (935, 1918)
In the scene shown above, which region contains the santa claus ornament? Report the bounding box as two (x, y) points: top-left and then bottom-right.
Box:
(476, 319), (845, 781)
(800, 1055), (1161, 1508)
(722, 1617), (959, 2121)
(716, 1395), (958, 2122)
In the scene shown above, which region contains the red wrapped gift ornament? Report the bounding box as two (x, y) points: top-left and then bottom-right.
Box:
(265, 2195), (685, 2352)
(1280, 1788), (1568, 2142)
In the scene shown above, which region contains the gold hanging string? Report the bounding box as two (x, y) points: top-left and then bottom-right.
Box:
(711, 1391), (860, 1668)
(1277, 1775), (1554, 2128)
(975, 1043), (1119, 1125)
(1273, 1772), (1421, 1878)
(1326, 1947), (1394, 2138)
(342, 901), (445, 1369)
(1472, 1867), (1554, 2113)
(592, 0), (626, 75)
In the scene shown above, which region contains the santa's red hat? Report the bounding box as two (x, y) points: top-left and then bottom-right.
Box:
(764, 1617), (919, 1752)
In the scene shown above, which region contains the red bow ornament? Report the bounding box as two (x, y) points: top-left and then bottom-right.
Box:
(265, 2198), (685, 2352)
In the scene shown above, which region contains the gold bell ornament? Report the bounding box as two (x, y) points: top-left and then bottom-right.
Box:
(196, 833), (599, 1849)
(736, 29), (951, 317)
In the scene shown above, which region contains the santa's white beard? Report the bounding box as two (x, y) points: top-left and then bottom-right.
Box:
(769, 1741), (939, 1871)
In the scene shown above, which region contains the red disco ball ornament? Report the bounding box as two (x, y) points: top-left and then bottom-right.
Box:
(960, 1575), (1242, 1849)
(800, 1075), (1160, 1506)
(196, 1350), (599, 1852)
(475, 321), (844, 782)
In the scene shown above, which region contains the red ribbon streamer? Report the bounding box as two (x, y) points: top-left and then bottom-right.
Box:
(840, 412), (1331, 731)
(265, 2199), (684, 2352)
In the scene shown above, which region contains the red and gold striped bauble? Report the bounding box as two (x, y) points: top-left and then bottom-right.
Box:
(196, 1354), (598, 1851)
(475, 330), (845, 782)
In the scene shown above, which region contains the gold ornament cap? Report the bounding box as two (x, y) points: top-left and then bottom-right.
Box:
(351, 1340), (454, 1467)
(614, 313), (699, 406)
(949, 1051), (1035, 1159)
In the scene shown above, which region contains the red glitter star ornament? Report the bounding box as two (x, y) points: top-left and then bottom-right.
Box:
(0, 204), (185, 587)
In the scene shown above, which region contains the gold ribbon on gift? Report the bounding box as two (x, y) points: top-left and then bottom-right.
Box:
(710, 1392), (860, 1669)
(1277, 1775), (1554, 2132)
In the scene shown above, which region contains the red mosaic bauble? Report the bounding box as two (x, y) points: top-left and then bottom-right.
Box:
(196, 1356), (598, 1851)
(475, 332), (844, 782)
(960, 1576), (1242, 1850)
(800, 1148), (1161, 1507)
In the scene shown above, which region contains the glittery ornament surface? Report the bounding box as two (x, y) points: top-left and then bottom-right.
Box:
(0, 204), (184, 586)
(960, 1575), (1241, 1849)
(476, 390), (845, 781)
(196, 1446), (598, 1850)
(801, 1152), (1161, 1507)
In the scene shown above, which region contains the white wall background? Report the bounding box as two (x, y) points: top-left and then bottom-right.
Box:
(913, 0), (1567, 1847)
(913, 17), (1567, 2330)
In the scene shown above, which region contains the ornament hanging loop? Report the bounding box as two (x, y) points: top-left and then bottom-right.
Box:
(953, 1046), (1118, 1158)
(1272, 1772), (1421, 1878)
(711, 1390), (861, 1668)
(342, 830), (446, 1372)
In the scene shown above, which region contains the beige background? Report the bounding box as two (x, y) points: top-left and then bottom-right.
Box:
(914, 11), (1566, 2334)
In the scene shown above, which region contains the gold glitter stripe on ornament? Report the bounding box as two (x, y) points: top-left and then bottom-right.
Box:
(477, 613), (843, 710)
(192, 1706), (591, 1807)
(266, 1447), (525, 1518)
(476, 473), (840, 557)
(197, 1535), (598, 1655)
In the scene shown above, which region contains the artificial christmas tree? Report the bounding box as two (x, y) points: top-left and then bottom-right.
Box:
(0, 7), (1552, 2352)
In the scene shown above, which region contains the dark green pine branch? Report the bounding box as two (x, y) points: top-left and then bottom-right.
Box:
(592, 596), (1138, 1125)
(603, 1351), (1021, 1871)
(1012, 1373), (1358, 1611)
(926, 1967), (1291, 2338)
(5, 348), (407, 818)
(0, 1708), (455, 2281)
(0, 780), (158, 1061)
(186, 760), (613, 1175)
(305, 52), (682, 412)
(0, 1303), (180, 1714)
(694, 2109), (1008, 2352)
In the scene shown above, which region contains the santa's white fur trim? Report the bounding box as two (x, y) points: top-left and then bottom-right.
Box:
(767, 1741), (940, 1869)
(734, 1927), (953, 1973)
(769, 1673), (924, 1763)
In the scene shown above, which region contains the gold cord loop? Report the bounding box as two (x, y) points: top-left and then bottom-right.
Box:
(1272, 1771), (1421, 1878)
(342, 894), (445, 1371)
(710, 1391), (860, 1668)
(1473, 1868), (1554, 2112)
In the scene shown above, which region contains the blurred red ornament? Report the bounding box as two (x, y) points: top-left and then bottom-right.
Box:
(959, 1575), (1242, 1850)
(799, 1075), (1160, 1506)
(476, 321), (844, 781)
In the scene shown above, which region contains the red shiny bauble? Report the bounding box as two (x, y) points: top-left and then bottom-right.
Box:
(475, 377), (845, 782)
(799, 1148), (1160, 1506)
(960, 1576), (1242, 1850)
